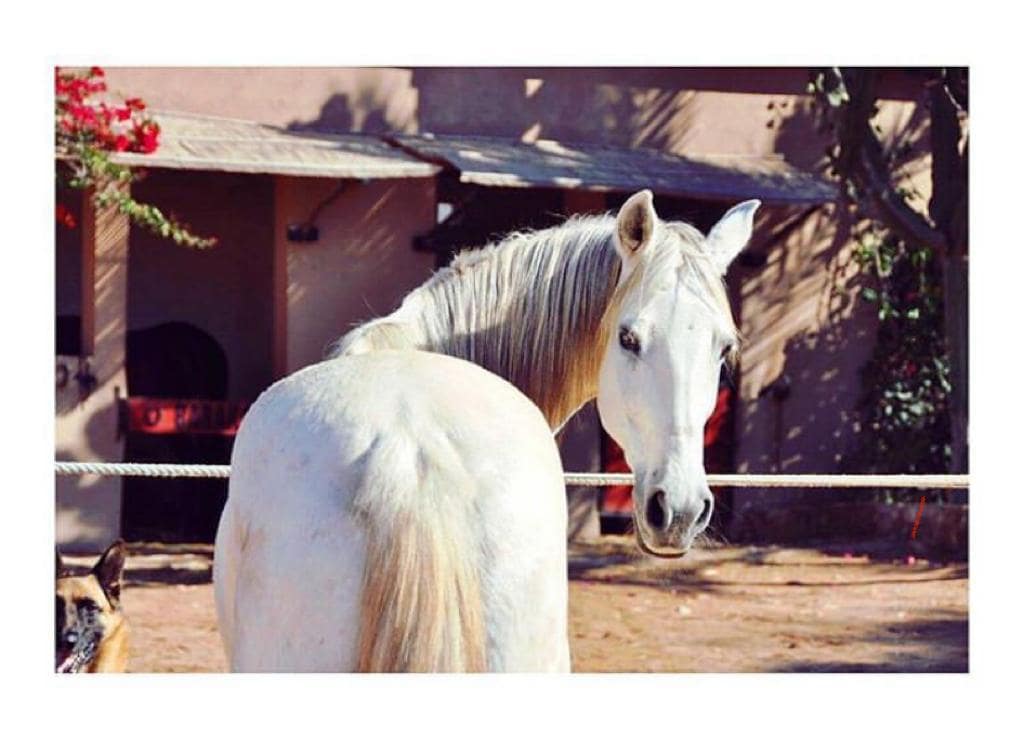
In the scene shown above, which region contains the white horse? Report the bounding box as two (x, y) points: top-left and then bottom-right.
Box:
(213, 190), (759, 671)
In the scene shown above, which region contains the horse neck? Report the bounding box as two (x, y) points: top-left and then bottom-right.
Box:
(369, 221), (622, 430)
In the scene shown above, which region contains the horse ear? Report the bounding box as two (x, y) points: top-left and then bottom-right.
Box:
(92, 539), (126, 606)
(614, 190), (658, 269)
(705, 199), (761, 273)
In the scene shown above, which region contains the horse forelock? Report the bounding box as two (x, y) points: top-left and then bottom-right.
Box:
(614, 220), (737, 331)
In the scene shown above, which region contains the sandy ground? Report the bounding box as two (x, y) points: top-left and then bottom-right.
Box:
(64, 537), (967, 673)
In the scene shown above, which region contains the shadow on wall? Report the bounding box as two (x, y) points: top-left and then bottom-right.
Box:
(735, 203), (860, 399)
(286, 78), (416, 135)
(724, 86), (941, 547)
(770, 75), (932, 174)
(726, 199), (879, 542)
(410, 68), (706, 149)
(407, 68), (826, 155)
(286, 68), (711, 150)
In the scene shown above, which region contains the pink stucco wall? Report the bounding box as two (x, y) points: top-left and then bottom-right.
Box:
(278, 176), (437, 373)
(58, 67), (938, 545)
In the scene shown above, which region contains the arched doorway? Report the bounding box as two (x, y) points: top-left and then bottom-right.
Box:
(121, 322), (234, 542)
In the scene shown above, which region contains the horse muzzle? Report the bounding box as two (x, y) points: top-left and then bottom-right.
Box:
(633, 484), (714, 557)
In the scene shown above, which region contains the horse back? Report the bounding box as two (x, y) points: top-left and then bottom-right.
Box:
(221, 350), (563, 671)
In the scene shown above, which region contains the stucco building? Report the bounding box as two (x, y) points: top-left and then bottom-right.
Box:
(56, 67), (934, 550)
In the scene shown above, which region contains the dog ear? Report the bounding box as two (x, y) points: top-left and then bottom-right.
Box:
(92, 539), (126, 606)
(56, 548), (68, 579)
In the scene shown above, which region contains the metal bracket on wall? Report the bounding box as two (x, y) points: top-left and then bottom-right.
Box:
(412, 186), (481, 266)
(74, 357), (97, 402)
(286, 179), (364, 244)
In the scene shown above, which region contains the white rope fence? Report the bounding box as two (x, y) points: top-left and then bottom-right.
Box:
(54, 462), (969, 489)
(56, 462), (231, 479)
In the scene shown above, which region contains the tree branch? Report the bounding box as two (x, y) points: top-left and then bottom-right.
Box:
(826, 67), (950, 254)
(855, 139), (949, 254)
(929, 70), (968, 258)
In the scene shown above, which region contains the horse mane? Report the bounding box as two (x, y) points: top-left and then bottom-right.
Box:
(333, 214), (735, 429)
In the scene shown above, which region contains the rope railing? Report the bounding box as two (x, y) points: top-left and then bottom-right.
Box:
(54, 462), (970, 489)
(566, 472), (969, 489)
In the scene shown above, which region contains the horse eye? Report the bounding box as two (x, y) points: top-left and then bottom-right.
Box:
(618, 327), (641, 355)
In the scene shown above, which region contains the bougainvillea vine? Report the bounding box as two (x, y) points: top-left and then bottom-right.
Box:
(55, 67), (216, 249)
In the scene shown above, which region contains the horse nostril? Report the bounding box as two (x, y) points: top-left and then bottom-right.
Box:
(696, 496), (713, 529)
(645, 490), (669, 531)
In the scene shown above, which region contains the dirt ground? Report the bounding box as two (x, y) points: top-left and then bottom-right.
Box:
(64, 536), (967, 673)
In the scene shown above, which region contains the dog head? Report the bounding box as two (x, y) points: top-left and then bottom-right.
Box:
(56, 540), (127, 673)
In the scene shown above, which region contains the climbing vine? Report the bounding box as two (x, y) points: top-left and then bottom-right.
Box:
(808, 68), (957, 502)
(55, 66), (216, 248)
(851, 231), (952, 500)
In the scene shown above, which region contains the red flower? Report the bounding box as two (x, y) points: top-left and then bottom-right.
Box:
(124, 97), (146, 111)
(113, 134), (130, 152)
(55, 204), (76, 229)
(58, 77), (89, 104)
(90, 66), (105, 78)
(132, 120), (160, 153)
(95, 126), (113, 147)
(68, 104), (97, 124)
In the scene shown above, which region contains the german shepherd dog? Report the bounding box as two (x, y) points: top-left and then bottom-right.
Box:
(55, 540), (129, 672)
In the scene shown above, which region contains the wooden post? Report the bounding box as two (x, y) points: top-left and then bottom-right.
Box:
(79, 190), (96, 357)
(271, 175), (289, 380)
(55, 196), (129, 552)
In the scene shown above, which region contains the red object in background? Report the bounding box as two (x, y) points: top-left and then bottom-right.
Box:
(55, 203), (76, 229)
(121, 397), (249, 436)
(602, 442), (633, 514)
(601, 386), (733, 515)
(55, 67), (162, 156)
